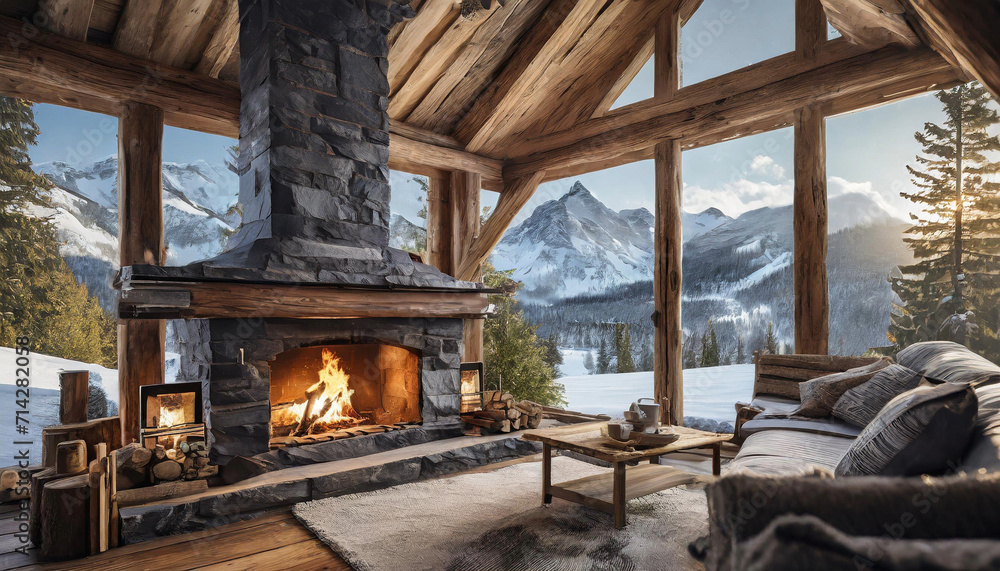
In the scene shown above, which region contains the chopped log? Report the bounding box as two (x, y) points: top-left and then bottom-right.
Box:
(471, 410), (505, 421)
(42, 417), (120, 468)
(461, 416), (504, 432)
(0, 487), (30, 503)
(294, 381), (326, 437)
(0, 468), (18, 490)
(153, 444), (167, 461)
(152, 460), (182, 482)
(40, 474), (90, 561)
(56, 440), (88, 475)
(59, 370), (89, 425)
(88, 444), (108, 555)
(528, 412), (543, 429)
(116, 479), (208, 508)
(30, 468), (61, 546)
(499, 420), (511, 433)
(505, 408), (521, 421)
(115, 442), (152, 491)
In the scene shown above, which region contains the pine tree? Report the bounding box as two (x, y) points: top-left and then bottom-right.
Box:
(699, 320), (720, 367)
(615, 323), (636, 373)
(638, 340), (655, 372)
(482, 263), (565, 406)
(540, 332), (563, 376)
(596, 337), (611, 375)
(736, 335), (746, 364)
(583, 350), (595, 375)
(890, 83), (1000, 358)
(0, 97), (117, 367)
(682, 336), (698, 369)
(763, 321), (779, 355)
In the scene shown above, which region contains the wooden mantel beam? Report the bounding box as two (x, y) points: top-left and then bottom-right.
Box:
(504, 44), (957, 181)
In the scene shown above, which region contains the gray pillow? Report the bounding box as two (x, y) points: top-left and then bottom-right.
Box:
(832, 364), (927, 428)
(796, 358), (892, 418)
(835, 382), (978, 477)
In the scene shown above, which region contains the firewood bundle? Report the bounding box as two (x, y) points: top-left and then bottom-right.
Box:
(461, 392), (543, 433)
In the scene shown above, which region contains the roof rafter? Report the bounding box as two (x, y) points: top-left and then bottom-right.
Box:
(820, 0), (920, 47)
(504, 45), (958, 181)
(452, 0), (606, 154)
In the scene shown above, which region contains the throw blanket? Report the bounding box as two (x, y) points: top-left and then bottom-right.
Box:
(737, 514), (1000, 571)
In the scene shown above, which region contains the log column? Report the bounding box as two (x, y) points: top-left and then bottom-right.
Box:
(654, 140), (683, 425)
(427, 170), (484, 362)
(451, 171), (484, 363)
(793, 0), (829, 355)
(117, 100), (165, 445)
(653, 6), (683, 425)
(793, 106), (829, 355)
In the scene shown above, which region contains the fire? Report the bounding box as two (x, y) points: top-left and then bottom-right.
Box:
(272, 349), (359, 433)
(158, 403), (188, 428)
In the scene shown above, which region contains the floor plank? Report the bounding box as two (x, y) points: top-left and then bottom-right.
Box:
(191, 539), (350, 571)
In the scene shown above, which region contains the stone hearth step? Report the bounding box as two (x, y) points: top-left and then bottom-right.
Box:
(119, 431), (544, 545)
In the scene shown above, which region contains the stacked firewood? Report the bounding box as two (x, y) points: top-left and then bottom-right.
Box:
(461, 391), (543, 433)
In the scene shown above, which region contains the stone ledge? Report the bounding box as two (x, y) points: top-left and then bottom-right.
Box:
(119, 433), (542, 545)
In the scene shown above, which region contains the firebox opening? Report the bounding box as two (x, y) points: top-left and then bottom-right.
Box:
(269, 344), (421, 440)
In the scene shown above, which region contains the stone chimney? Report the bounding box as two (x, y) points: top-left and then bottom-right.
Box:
(167, 0), (472, 288)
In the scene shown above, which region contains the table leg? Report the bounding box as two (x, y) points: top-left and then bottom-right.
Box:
(542, 443), (552, 504)
(649, 455), (660, 464)
(713, 443), (721, 476)
(613, 462), (626, 529)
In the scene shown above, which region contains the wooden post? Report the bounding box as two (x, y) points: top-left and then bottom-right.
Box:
(654, 140), (684, 426)
(59, 370), (89, 424)
(118, 101), (165, 446)
(793, 105), (829, 355)
(793, 2), (829, 355)
(425, 174), (454, 274)
(653, 5), (683, 426)
(451, 171), (484, 363)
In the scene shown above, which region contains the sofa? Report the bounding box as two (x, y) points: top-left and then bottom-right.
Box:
(704, 342), (1000, 570)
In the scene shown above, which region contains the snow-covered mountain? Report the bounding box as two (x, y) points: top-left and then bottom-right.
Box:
(489, 182), (732, 300)
(32, 157), (239, 311)
(388, 214), (426, 252)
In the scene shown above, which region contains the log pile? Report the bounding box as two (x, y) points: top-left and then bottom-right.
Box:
(461, 392), (543, 433)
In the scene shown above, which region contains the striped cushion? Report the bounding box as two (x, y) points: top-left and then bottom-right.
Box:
(897, 341), (1000, 387)
(835, 383), (978, 477)
(796, 358), (892, 418)
(832, 365), (927, 428)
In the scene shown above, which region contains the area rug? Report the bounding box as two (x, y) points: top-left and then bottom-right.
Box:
(293, 457), (708, 571)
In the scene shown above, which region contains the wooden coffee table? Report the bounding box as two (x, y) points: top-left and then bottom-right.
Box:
(522, 422), (732, 528)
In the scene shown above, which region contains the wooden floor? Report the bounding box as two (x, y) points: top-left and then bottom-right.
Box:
(0, 507), (351, 571)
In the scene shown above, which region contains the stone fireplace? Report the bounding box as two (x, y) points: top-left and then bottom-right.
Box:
(199, 317), (464, 466)
(120, 0), (488, 471)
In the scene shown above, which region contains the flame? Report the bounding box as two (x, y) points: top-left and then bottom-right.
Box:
(158, 403), (187, 428)
(273, 349), (358, 430)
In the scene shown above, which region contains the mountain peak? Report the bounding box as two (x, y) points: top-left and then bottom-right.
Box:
(699, 207), (727, 219)
(565, 181), (591, 198)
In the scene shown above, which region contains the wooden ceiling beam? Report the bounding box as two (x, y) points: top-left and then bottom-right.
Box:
(38, 0), (96, 41)
(452, 0), (606, 154)
(504, 45), (956, 180)
(405, 0), (545, 130)
(904, 0), (1000, 100)
(820, 0), (920, 48)
(113, 0), (164, 59)
(389, 1), (502, 121)
(0, 15), (239, 137)
(505, 39), (873, 158)
(193, 0), (239, 78)
(388, 0), (460, 96)
(388, 122), (505, 192)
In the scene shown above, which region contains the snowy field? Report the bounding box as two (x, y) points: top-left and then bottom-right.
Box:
(559, 364), (755, 424)
(0, 348), (121, 463)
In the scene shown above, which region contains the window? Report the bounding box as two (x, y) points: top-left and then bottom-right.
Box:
(681, 0), (796, 87)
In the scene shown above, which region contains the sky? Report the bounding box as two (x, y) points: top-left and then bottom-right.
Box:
(27, 0), (982, 229)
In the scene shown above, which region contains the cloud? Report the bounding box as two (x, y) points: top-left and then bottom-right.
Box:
(748, 155), (786, 180)
(683, 179), (793, 217)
